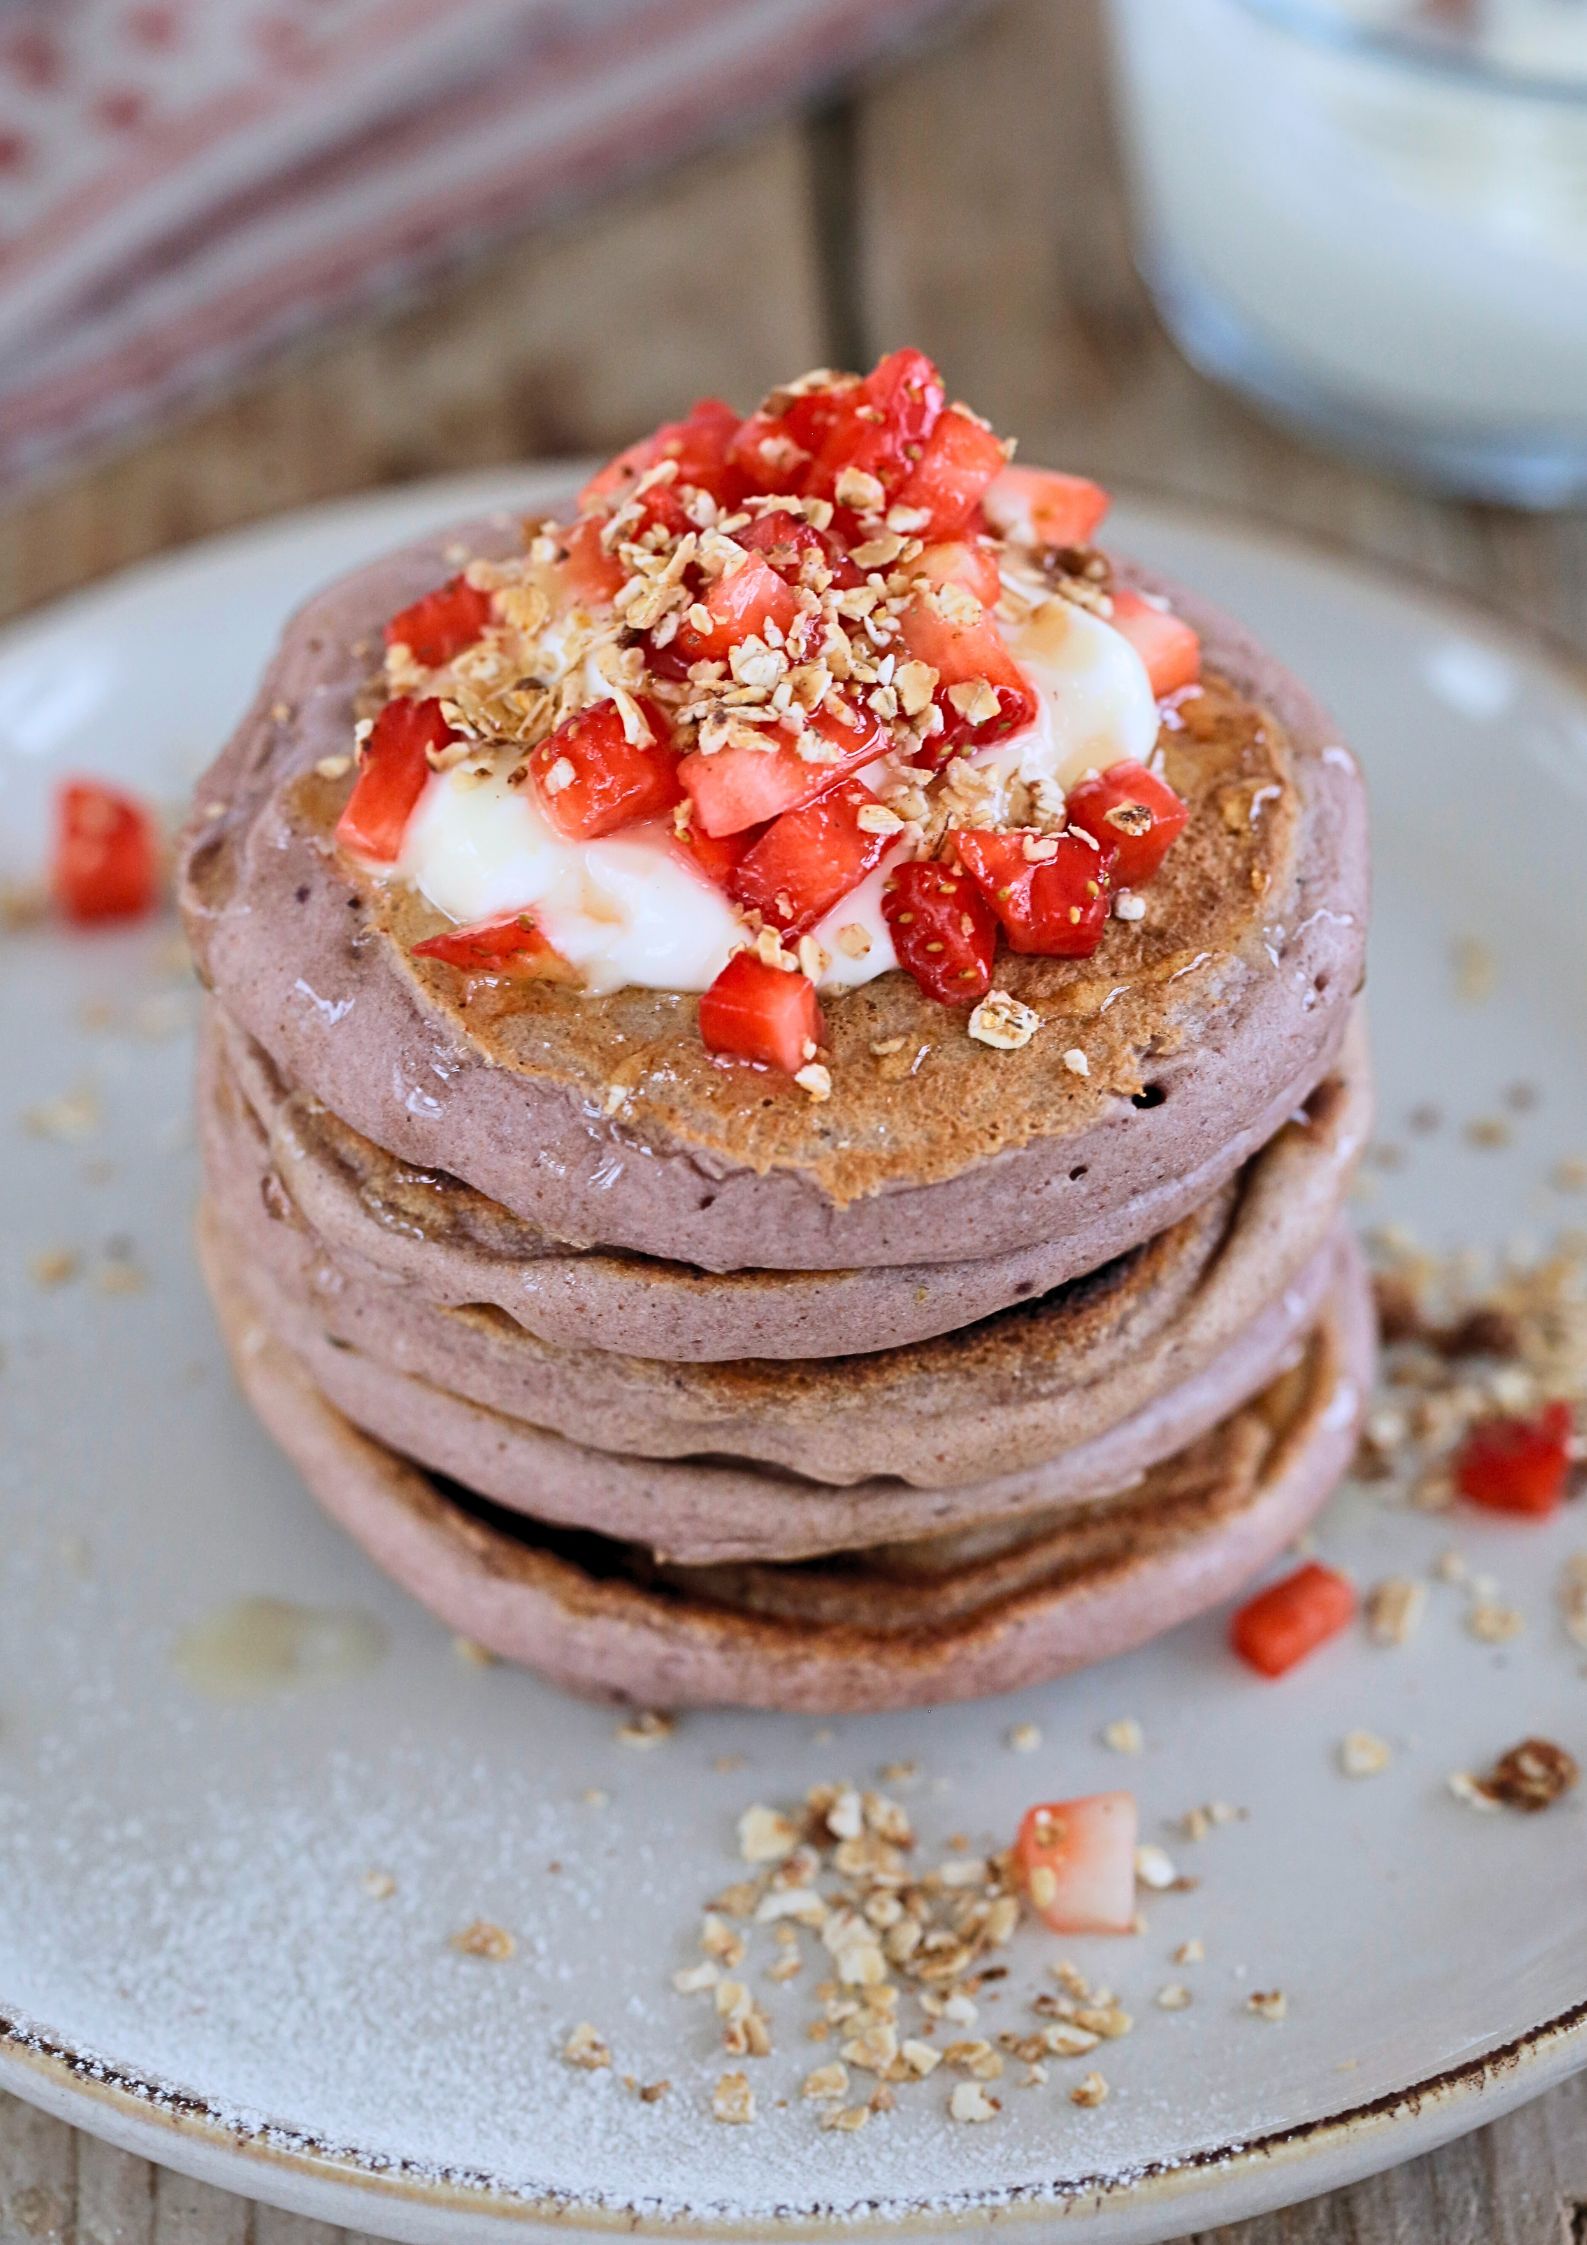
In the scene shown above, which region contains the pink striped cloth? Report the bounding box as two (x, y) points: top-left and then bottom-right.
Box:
(0, 0), (968, 490)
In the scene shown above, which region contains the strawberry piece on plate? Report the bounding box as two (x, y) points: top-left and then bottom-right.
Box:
(729, 780), (894, 938)
(1455, 1402), (1575, 1518)
(336, 697), (454, 863)
(984, 464), (1110, 550)
(530, 697), (679, 841)
(897, 585), (1035, 755)
(51, 779), (160, 923)
(1110, 588), (1202, 698)
(1230, 1561), (1356, 1679)
(672, 551), (803, 666)
(699, 952), (824, 1074)
(955, 829), (1115, 957)
(412, 912), (575, 980)
(679, 697), (885, 838)
(580, 397), (742, 509)
(1015, 1793), (1138, 1935)
(892, 407), (1008, 539)
(882, 859), (998, 1004)
(1065, 760), (1190, 888)
(383, 574), (493, 668)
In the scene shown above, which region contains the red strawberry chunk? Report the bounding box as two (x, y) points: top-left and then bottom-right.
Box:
(557, 515), (627, 607)
(736, 509), (860, 591)
(897, 585), (1035, 755)
(530, 696), (679, 841)
(51, 779), (160, 924)
(1065, 760), (1189, 888)
(881, 860), (997, 1004)
(699, 952), (823, 1074)
(892, 408), (1007, 539)
(384, 574), (493, 668)
(336, 697), (454, 862)
(672, 550), (802, 665)
(412, 912), (575, 981)
(809, 346), (946, 502)
(985, 464), (1110, 550)
(910, 538), (1002, 608)
(730, 381), (857, 496)
(679, 698), (885, 838)
(1015, 1793), (1138, 1935)
(1110, 588), (1202, 698)
(954, 828), (1115, 957)
(1455, 1402), (1575, 1518)
(580, 397), (742, 509)
(1230, 1561), (1356, 1679)
(729, 780), (894, 938)
(675, 813), (761, 892)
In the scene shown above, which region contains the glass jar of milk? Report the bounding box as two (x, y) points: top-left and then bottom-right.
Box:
(1106, 0), (1587, 505)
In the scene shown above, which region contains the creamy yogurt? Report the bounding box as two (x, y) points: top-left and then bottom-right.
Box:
(399, 572), (1159, 996)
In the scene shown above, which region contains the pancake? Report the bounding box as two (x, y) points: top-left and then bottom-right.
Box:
(178, 502), (1369, 1273)
(211, 999), (1371, 1364)
(202, 1230), (1374, 1712)
(199, 1014), (1368, 1490)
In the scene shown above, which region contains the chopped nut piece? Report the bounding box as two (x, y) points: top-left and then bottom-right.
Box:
(361, 1869), (396, 1900)
(949, 2080), (1000, 2124)
(1479, 1737), (1578, 1812)
(1339, 1730), (1392, 1778)
(900, 2038), (942, 2077)
(712, 2072), (756, 2124)
(1070, 2071), (1109, 2108)
(1062, 1047), (1090, 1079)
(819, 2103), (870, 2133)
(738, 1804), (801, 1864)
(803, 2061), (850, 2101)
(1171, 1938), (1205, 1967)
(1467, 1601), (1524, 1645)
(1246, 1990), (1287, 2022)
(1448, 1770), (1503, 1813)
(562, 2022), (611, 2069)
(1134, 1843), (1177, 1890)
(968, 990), (1040, 1051)
(1365, 1576), (1426, 1647)
(835, 466), (886, 513)
(29, 1249), (80, 1289)
(1007, 1721), (1042, 1753)
(1101, 1717), (1144, 1755)
(616, 1710), (675, 1748)
(452, 1920), (515, 1962)
(795, 1062), (833, 1103)
(1156, 1983), (1192, 2011)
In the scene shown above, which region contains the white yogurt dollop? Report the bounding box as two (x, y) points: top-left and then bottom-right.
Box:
(400, 576), (1159, 995)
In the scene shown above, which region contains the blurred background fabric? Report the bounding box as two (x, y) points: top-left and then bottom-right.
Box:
(0, 0), (973, 492)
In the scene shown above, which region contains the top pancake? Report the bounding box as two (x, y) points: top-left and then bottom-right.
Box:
(178, 495), (1368, 1272)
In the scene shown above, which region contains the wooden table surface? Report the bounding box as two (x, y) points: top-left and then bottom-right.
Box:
(2, 3), (1584, 2238)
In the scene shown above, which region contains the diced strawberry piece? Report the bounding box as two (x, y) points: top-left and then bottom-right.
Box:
(529, 696), (679, 841)
(1066, 760), (1190, 888)
(679, 698), (885, 838)
(892, 408), (1007, 539)
(882, 860), (998, 1005)
(580, 397), (742, 509)
(675, 812), (761, 892)
(51, 779), (160, 924)
(412, 912), (576, 981)
(809, 346), (947, 502)
(1455, 1402), (1575, 1518)
(984, 464), (1110, 551)
(910, 539), (1002, 608)
(897, 585), (1035, 754)
(672, 550), (803, 666)
(1230, 1561), (1356, 1679)
(955, 829), (1116, 957)
(735, 510), (860, 591)
(383, 574), (493, 668)
(1110, 588), (1202, 698)
(699, 952), (824, 1074)
(336, 697), (454, 862)
(557, 515), (627, 607)
(1015, 1793), (1138, 1935)
(730, 781), (894, 938)
(730, 381), (857, 496)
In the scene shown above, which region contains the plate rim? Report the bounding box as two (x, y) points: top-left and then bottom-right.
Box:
(5, 470), (1587, 2241)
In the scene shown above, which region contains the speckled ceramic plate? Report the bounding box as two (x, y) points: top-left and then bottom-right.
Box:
(2, 475), (1585, 2245)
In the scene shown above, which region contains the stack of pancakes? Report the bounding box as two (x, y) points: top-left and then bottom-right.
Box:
(180, 518), (1373, 1713)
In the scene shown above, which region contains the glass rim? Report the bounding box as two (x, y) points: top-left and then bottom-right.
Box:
(1232, 0), (1587, 106)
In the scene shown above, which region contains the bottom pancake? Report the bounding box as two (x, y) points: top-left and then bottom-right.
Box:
(201, 1221), (1376, 1713)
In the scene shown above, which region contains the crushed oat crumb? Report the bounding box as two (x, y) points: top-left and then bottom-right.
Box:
(616, 1710), (675, 1748)
(1246, 1990), (1287, 2022)
(1102, 1717), (1144, 1755)
(968, 990), (1040, 1051)
(451, 1920), (515, 1962)
(1338, 1730), (1392, 1778)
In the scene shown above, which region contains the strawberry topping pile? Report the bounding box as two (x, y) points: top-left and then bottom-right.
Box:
(336, 349), (1205, 1084)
